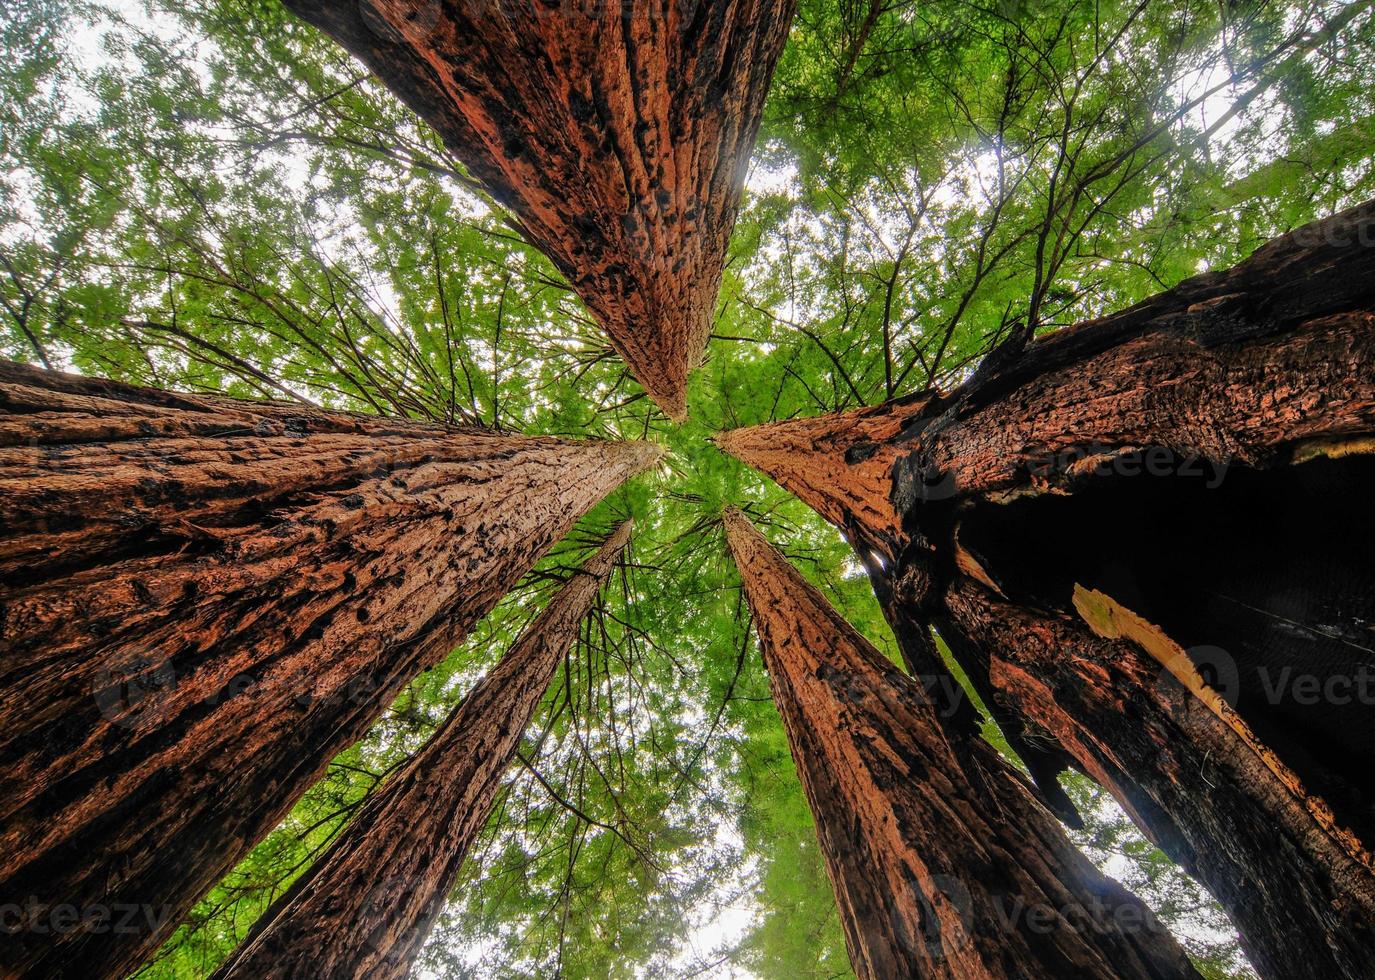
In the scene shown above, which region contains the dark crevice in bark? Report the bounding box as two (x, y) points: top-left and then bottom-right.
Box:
(928, 609), (1087, 829)
(957, 451), (1375, 846)
(862, 555), (1085, 827)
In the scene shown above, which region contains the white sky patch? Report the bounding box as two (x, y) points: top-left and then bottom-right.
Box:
(1171, 60), (1247, 145)
(667, 821), (761, 980)
(745, 151), (799, 199)
(1069, 782), (1256, 977)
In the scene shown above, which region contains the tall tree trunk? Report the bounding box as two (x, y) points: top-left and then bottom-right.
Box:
(284, 0), (797, 421)
(716, 200), (1375, 979)
(212, 521), (632, 980)
(0, 361), (659, 980)
(723, 507), (1198, 980)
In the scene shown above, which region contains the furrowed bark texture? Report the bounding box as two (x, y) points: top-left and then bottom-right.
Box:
(723, 508), (1198, 980)
(213, 521), (632, 980)
(715, 199), (1375, 552)
(283, 0), (797, 420)
(0, 361), (659, 980)
(717, 200), (1375, 979)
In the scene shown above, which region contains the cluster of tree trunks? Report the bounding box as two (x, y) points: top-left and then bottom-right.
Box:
(0, 361), (658, 979)
(717, 199), (1375, 979)
(212, 521), (632, 980)
(0, 47), (1370, 975)
(284, 0), (798, 420)
(724, 508), (1199, 979)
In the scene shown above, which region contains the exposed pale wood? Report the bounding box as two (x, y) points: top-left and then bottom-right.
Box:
(724, 508), (1197, 980)
(942, 579), (1375, 979)
(0, 361), (659, 979)
(284, 0), (798, 420)
(1073, 586), (1372, 872)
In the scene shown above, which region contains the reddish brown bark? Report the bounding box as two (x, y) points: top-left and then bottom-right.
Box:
(716, 200), (1375, 979)
(716, 394), (926, 561)
(938, 581), (1375, 980)
(212, 521), (632, 980)
(724, 507), (1198, 980)
(716, 203), (1375, 558)
(283, 0), (797, 420)
(0, 361), (659, 980)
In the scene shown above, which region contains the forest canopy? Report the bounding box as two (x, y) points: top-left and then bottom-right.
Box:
(2, 0), (1372, 976)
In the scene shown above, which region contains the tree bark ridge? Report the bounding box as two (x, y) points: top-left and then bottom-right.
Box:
(724, 507), (1198, 980)
(0, 361), (659, 979)
(213, 522), (633, 980)
(283, 0), (798, 420)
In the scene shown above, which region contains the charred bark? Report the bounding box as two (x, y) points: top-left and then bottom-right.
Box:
(212, 521), (632, 980)
(283, 0), (797, 420)
(941, 579), (1375, 978)
(716, 200), (1375, 979)
(0, 361), (659, 979)
(724, 507), (1198, 980)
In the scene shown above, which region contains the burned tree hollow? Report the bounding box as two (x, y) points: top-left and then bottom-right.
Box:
(724, 507), (1198, 980)
(717, 199), (1375, 980)
(956, 450), (1375, 841)
(0, 361), (660, 980)
(213, 522), (633, 980)
(284, 0), (798, 420)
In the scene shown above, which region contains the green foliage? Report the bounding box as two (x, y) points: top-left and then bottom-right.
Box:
(1, 0), (1370, 976)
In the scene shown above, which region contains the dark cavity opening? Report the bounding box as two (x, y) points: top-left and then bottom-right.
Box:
(958, 450), (1375, 844)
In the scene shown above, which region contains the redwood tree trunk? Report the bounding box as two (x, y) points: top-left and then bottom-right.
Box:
(212, 521), (633, 980)
(284, 0), (797, 420)
(0, 362), (659, 980)
(716, 200), (1375, 979)
(724, 508), (1198, 980)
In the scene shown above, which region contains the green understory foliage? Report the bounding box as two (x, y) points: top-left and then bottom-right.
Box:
(2, 0), (1372, 976)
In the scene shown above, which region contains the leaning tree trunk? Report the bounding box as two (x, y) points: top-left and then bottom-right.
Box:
(284, 0), (797, 420)
(724, 508), (1198, 980)
(716, 199), (1375, 979)
(212, 521), (632, 980)
(0, 362), (659, 980)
